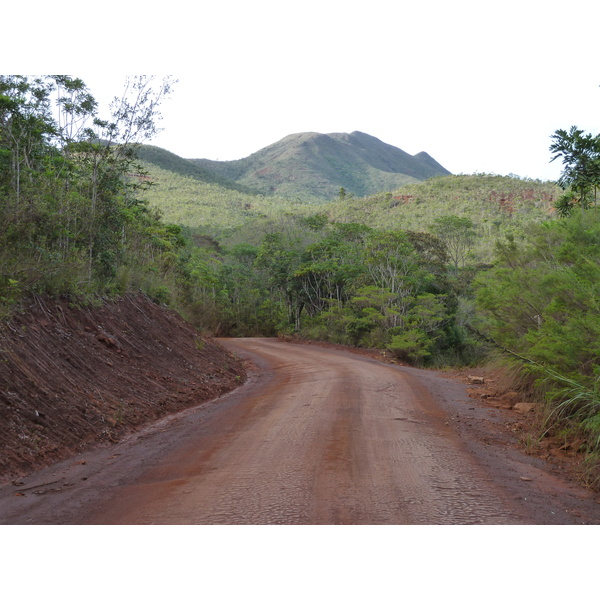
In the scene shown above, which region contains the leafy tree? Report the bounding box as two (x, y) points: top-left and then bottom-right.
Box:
(387, 293), (448, 363)
(0, 76), (57, 203)
(294, 234), (366, 315)
(317, 286), (396, 346)
(301, 213), (329, 231)
(59, 76), (175, 281)
(430, 215), (476, 271)
(387, 329), (432, 363)
(553, 190), (579, 218)
(550, 125), (600, 209)
(473, 212), (600, 473)
(255, 232), (305, 330)
(474, 212), (600, 377)
(364, 230), (425, 304)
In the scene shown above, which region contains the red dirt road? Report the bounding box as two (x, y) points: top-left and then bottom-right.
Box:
(2, 338), (600, 524)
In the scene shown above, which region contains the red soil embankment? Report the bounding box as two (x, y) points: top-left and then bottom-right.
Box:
(0, 295), (245, 482)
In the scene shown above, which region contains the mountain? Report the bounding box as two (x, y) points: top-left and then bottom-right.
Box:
(184, 131), (451, 201)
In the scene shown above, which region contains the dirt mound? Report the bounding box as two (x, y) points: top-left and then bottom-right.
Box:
(0, 295), (245, 482)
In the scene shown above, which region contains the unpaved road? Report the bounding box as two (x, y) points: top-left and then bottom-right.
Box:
(2, 338), (600, 524)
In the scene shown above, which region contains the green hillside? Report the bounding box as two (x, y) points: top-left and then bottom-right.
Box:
(139, 161), (316, 242)
(188, 131), (450, 201)
(141, 158), (560, 262)
(324, 174), (560, 262)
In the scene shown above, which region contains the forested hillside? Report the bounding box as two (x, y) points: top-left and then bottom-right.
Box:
(139, 160), (316, 241)
(140, 159), (560, 264)
(325, 174), (560, 262)
(135, 144), (257, 193)
(2, 75), (600, 487)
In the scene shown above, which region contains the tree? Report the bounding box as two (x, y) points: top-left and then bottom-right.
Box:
(293, 235), (365, 315)
(255, 232), (305, 330)
(317, 286), (396, 347)
(549, 125), (600, 209)
(0, 76), (57, 204)
(364, 231), (423, 297)
(554, 191), (579, 218)
(473, 212), (600, 470)
(58, 75), (176, 281)
(474, 213), (600, 373)
(430, 215), (476, 270)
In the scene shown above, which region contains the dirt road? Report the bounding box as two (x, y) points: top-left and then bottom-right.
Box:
(2, 338), (599, 524)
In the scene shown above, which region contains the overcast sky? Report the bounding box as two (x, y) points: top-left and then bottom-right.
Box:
(8, 0), (599, 182)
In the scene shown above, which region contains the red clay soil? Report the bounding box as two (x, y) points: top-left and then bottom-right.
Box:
(0, 297), (596, 505)
(0, 295), (245, 483)
(284, 337), (599, 493)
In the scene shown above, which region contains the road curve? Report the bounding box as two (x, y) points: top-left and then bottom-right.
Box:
(2, 338), (599, 525)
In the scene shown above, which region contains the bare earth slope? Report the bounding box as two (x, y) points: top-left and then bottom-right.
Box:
(2, 338), (599, 524)
(0, 295), (245, 482)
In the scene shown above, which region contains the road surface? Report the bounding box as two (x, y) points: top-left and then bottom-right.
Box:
(1, 338), (599, 524)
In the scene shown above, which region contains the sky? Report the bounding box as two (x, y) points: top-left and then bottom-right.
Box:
(7, 1), (599, 182)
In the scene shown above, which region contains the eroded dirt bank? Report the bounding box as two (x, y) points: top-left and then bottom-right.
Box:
(0, 295), (245, 482)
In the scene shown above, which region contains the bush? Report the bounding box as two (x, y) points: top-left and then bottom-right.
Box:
(387, 329), (432, 364)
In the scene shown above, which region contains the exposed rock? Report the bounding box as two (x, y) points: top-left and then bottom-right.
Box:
(498, 391), (521, 407)
(512, 402), (538, 415)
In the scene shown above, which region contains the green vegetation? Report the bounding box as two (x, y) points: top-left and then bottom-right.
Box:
(3, 74), (600, 486)
(140, 161), (560, 264)
(474, 210), (600, 483)
(177, 218), (482, 367)
(473, 129), (600, 485)
(549, 125), (600, 215)
(135, 144), (258, 194)
(0, 75), (183, 315)
(138, 161), (318, 243)
(324, 174), (560, 263)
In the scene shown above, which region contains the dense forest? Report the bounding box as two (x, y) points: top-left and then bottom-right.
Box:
(2, 75), (600, 485)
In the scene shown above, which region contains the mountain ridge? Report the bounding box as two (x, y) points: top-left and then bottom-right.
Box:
(189, 131), (451, 200)
(138, 131), (451, 201)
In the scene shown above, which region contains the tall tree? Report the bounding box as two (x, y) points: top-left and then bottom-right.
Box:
(0, 76), (56, 204)
(58, 75), (176, 281)
(430, 215), (476, 271)
(549, 125), (600, 210)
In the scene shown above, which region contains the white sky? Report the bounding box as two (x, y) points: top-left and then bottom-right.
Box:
(7, 0), (599, 181)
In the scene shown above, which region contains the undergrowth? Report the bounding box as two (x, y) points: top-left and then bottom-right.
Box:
(491, 354), (600, 490)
